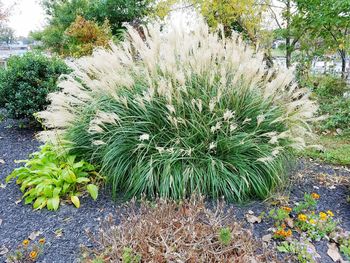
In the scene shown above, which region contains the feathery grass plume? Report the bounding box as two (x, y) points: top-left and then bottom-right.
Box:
(37, 18), (317, 201)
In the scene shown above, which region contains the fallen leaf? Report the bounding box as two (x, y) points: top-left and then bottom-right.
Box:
(0, 245), (8, 255)
(327, 243), (342, 262)
(15, 199), (21, 205)
(0, 183), (6, 189)
(245, 214), (261, 224)
(329, 185), (336, 190)
(285, 218), (294, 228)
(0, 159), (5, 164)
(29, 230), (43, 241)
(313, 186), (320, 189)
(55, 228), (63, 238)
(247, 210), (254, 215)
(262, 234), (272, 242)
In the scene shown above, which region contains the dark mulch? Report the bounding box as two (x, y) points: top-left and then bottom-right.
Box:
(0, 114), (349, 263)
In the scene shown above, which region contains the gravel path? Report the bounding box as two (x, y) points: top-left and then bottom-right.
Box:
(0, 115), (349, 263)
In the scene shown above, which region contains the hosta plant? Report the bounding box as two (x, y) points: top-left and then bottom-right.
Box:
(37, 19), (317, 201)
(6, 144), (102, 210)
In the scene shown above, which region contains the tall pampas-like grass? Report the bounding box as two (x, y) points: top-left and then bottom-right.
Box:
(38, 18), (318, 201)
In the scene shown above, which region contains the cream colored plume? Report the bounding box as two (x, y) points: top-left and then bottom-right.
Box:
(37, 17), (317, 150)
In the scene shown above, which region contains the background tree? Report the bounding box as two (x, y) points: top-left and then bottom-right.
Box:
(0, 0), (10, 22)
(153, 0), (274, 65)
(0, 24), (15, 44)
(296, 0), (350, 79)
(267, 0), (310, 68)
(34, 0), (151, 57)
(154, 0), (268, 43)
(64, 15), (111, 57)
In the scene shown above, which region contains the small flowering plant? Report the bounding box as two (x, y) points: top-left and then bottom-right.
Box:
(6, 238), (45, 262)
(268, 206), (293, 240)
(277, 240), (319, 263)
(293, 193), (318, 214)
(295, 210), (337, 241)
(268, 193), (338, 241)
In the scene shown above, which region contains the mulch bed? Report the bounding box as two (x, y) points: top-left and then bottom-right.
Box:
(1, 115), (349, 263)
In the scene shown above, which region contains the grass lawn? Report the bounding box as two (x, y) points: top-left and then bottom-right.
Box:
(302, 135), (350, 166)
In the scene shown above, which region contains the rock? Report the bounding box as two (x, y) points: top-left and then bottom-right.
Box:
(262, 234), (272, 243)
(327, 243), (343, 262)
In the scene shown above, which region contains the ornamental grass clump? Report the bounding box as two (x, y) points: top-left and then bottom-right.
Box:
(38, 19), (317, 201)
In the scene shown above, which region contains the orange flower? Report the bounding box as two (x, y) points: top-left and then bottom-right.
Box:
(274, 228), (292, 238)
(281, 206), (292, 213)
(285, 229), (292, 237)
(29, 250), (38, 260)
(319, 212), (327, 221)
(39, 238), (45, 245)
(327, 210), (334, 217)
(22, 239), (30, 246)
(311, 193), (320, 199)
(298, 214), (307, 222)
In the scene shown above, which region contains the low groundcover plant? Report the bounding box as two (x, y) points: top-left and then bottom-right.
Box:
(6, 144), (102, 210)
(37, 18), (317, 201)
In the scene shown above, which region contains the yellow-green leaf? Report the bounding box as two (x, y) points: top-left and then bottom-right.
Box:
(33, 196), (47, 210)
(47, 196), (60, 211)
(71, 195), (80, 208)
(86, 184), (98, 200)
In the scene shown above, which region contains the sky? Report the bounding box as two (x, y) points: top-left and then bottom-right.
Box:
(4, 0), (46, 37)
(2, 0), (282, 38)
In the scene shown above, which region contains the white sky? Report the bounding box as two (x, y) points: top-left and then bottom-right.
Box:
(4, 0), (46, 37)
(2, 0), (282, 38)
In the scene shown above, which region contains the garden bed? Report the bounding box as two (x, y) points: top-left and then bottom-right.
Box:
(1, 115), (349, 262)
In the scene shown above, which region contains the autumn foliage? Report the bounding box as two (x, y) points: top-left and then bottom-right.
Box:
(65, 16), (111, 57)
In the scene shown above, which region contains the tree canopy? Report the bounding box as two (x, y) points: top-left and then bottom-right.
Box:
(296, 0), (350, 78)
(34, 0), (151, 57)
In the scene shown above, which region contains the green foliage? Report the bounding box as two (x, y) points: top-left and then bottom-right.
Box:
(293, 193), (318, 214)
(309, 75), (348, 98)
(87, 0), (151, 35)
(319, 97), (350, 134)
(303, 74), (350, 134)
(122, 247), (141, 263)
(34, 0), (150, 56)
(66, 85), (292, 202)
(39, 23), (316, 202)
(153, 0), (269, 44)
(0, 52), (69, 119)
(296, 0), (350, 77)
(340, 238), (350, 260)
(6, 144), (101, 211)
(218, 228), (232, 246)
(277, 241), (317, 263)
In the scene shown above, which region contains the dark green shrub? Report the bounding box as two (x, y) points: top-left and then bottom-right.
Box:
(304, 74), (350, 134)
(0, 52), (69, 119)
(319, 97), (350, 133)
(309, 74), (348, 98)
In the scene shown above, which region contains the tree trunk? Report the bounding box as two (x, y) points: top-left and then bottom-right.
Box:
(285, 0), (291, 68)
(286, 40), (292, 68)
(339, 49), (346, 79)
